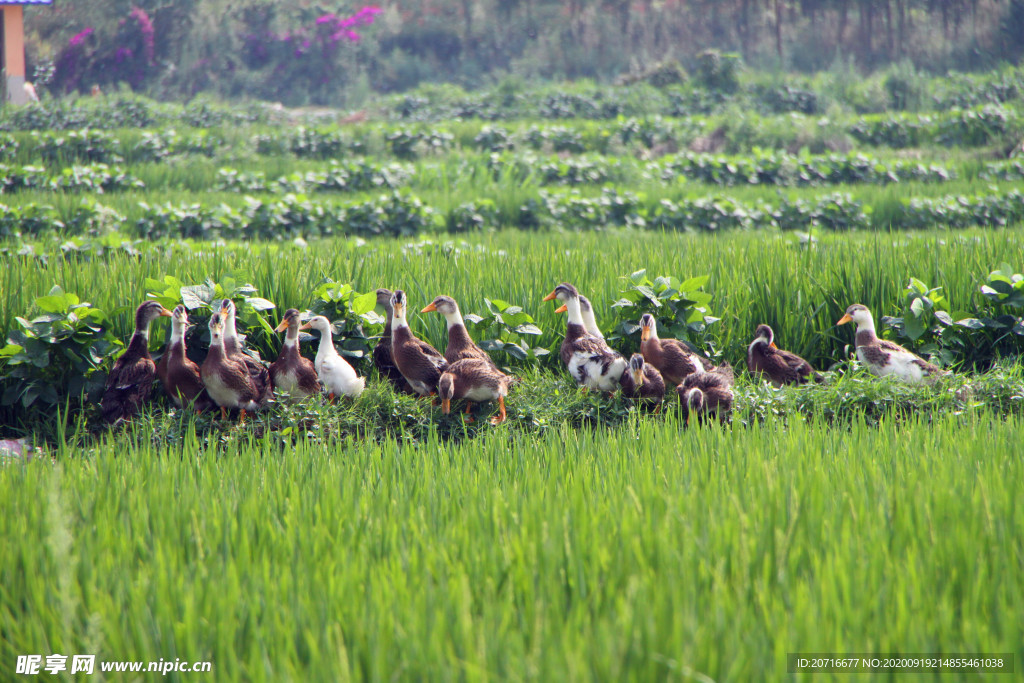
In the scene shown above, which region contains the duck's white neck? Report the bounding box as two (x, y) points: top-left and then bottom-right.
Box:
(391, 310), (408, 332)
(169, 319), (185, 346)
(747, 335), (769, 355)
(646, 324), (660, 340)
(565, 297), (585, 327)
(284, 323), (300, 348)
(854, 313), (876, 336)
(442, 308), (465, 331)
(580, 307), (603, 338)
(316, 326), (334, 356)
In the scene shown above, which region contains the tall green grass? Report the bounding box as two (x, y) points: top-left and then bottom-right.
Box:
(1, 412), (1020, 681)
(4, 227), (1021, 370)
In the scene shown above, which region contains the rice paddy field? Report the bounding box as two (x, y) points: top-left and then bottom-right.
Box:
(1, 84), (1023, 681)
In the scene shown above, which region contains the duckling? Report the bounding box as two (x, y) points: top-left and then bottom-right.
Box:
(837, 304), (948, 384)
(677, 362), (735, 426)
(438, 358), (512, 424)
(544, 283), (626, 393)
(421, 294), (494, 366)
(101, 300), (171, 426)
(201, 311), (262, 421)
(219, 299), (273, 404)
(639, 313), (712, 385)
(618, 353), (666, 407)
(373, 288), (416, 395)
(269, 308), (320, 401)
(156, 304), (212, 410)
(390, 290), (449, 397)
(746, 324), (819, 386)
(300, 316), (365, 400)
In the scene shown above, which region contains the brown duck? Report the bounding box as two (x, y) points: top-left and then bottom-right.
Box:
(219, 299), (273, 405)
(373, 288), (416, 395)
(269, 308), (319, 400)
(677, 361), (735, 426)
(619, 353), (666, 407)
(156, 304), (212, 410)
(421, 294), (494, 366)
(101, 300), (171, 426)
(639, 313), (712, 385)
(746, 324), (819, 386)
(390, 290), (449, 396)
(438, 358), (512, 424)
(201, 310), (263, 421)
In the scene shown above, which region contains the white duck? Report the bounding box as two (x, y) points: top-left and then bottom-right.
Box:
(837, 304), (948, 385)
(544, 283), (626, 393)
(300, 316), (366, 400)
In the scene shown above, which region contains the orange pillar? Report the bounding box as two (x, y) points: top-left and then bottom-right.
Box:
(3, 5), (28, 104)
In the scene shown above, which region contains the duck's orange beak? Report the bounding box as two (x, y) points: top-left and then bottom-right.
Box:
(837, 313), (852, 326)
(542, 290), (558, 302)
(441, 398), (451, 414)
(769, 342), (778, 349)
(158, 307), (172, 317)
(274, 319), (289, 333)
(640, 325), (651, 342)
(421, 302), (437, 313)
(298, 321), (312, 331)
(555, 304), (567, 314)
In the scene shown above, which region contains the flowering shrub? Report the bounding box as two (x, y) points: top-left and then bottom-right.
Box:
(239, 5), (382, 106)
(51, 8), (157, 94)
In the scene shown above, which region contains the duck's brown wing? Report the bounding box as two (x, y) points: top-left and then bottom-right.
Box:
(396, 337), (449, 392)
(446, 344), (495, 366)
(373, 340), (416, 394)
(642, 365), (666, 399)
(660, 340), (705, 379)
(241, 356), (272, 405)
(101, 356), (156, 425)
(778, 349), (815, 382)
(169, 356), (209, 406)
(757, 348), (811, 385)
(450, 358), (507, 397)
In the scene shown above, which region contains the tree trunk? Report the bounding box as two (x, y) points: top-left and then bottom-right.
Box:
(837, 0), (849, 50)
(774, 0), (784, 62)
(883, 0), (892, 58)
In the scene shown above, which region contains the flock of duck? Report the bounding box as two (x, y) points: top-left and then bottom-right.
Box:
(100, 283), (948, 427)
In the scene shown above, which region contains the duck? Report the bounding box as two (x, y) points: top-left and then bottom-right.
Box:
(677, 361), (735, 426)
(556, 293), (604, 338)
(156, 304), (212, 411)
(219, 299), (273, 404)
(373, 288), (416, 395)
(421, 294), (495, 366)
(390, 290), (449, 397)
(269, 308), (320, 400)
(578, 294), (604, 339)
(299, 315), (365, 400)
(618, 353), (666, 407)
(438, 358), (512, 424)
(201, 310), (262, 421)
(639, 313), (712, 386)
(101, 300), (171, 426)
(544, 283), (626, 393)
(746, 324), (819, 386)
(837, 304), (948, 384)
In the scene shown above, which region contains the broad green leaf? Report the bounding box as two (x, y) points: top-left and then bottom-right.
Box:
(350, 291), (376, 316)
(246, 297), (276, 312)
(678, 275), (710, 292)
(34, 294), (69, 314)
(513, 323), (542, 336)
